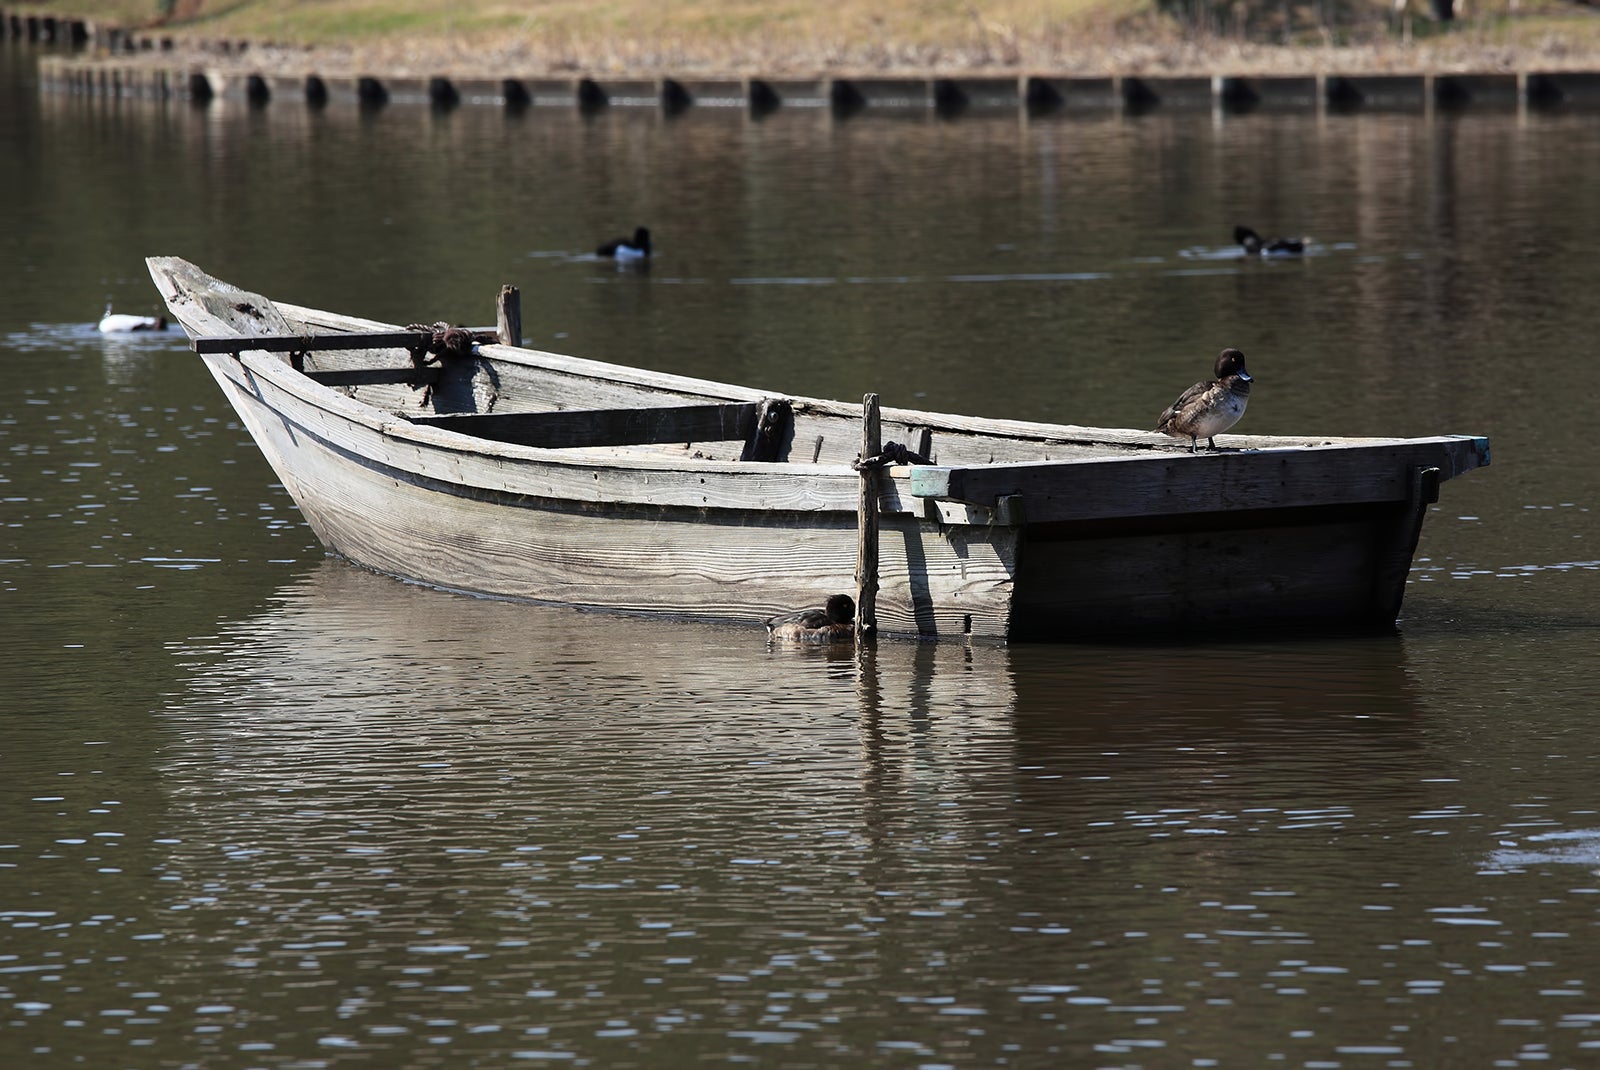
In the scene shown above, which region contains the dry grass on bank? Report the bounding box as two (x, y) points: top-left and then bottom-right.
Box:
(23, 0), (1600, 74)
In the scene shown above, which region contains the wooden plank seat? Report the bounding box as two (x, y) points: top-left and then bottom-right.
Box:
(192, 328), (501, 355)
(193, 328), (499, 388)
(310, 367), (443, 387)
(407, 402), (766, 452)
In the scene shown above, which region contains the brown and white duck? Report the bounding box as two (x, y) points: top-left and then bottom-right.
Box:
(765, 594), (855, 643)
(1156, 348), (1253, 453)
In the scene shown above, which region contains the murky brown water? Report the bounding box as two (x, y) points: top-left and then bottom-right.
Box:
(4, 41), (1600, 1068)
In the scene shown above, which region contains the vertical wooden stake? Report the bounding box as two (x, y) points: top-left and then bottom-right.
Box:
(1372, 464), (1441, 625)
(496, 284), (522, 348)
(856, 392), (881, 640)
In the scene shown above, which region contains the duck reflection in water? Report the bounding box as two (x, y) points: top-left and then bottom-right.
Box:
(1157, 347), (1253, 453)
(766, 594), (856, 643)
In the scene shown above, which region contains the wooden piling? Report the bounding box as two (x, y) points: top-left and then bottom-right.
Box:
(496, 285), (521, 348)
(855, 392), (881, 640)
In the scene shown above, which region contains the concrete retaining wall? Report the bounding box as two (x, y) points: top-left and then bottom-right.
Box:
(14, 11), (1600, 118)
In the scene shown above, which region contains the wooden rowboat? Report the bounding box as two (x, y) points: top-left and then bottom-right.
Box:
(147, 257), (1490, 642)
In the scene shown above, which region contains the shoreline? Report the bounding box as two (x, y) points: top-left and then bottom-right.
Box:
(35, 56), (1600, 117)
(12, 4), (1600, 116)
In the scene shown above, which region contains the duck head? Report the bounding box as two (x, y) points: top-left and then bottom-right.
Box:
(825, 593), (856, 626)
(1215, 347), (1252, 382)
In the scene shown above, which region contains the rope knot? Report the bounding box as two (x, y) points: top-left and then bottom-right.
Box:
(406, 322), (477, 362)
(852, 440), (931, 471)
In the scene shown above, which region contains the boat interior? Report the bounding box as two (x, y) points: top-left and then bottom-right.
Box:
(268, 303), (1303, 470)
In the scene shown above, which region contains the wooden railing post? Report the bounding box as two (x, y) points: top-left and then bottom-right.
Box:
(856, 392), (881, 639)
(496, 284), (521, 348)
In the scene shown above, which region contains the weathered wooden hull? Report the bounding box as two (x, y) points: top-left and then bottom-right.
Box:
(204, 350), (1020, 637)
(1012, 502), (1425, 639)
(150, 257), (1490, 641)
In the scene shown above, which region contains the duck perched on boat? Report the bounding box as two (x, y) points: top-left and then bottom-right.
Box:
(1234, 225), (1305, 257)
(98, 302), (167, 333)
(1157, 348), (1253, 453)
(765, 594), (856, 642)
(596, 226), (651, 262)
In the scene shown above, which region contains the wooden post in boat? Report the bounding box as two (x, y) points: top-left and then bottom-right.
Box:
(496, 285), (522, 348)
(856, 393), (881, 640)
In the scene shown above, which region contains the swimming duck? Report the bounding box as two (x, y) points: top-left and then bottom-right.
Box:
(98, 302), (167, 333)
(1234, 225), (1305, 257)
(765, 593), (856, 643)
(1157, 348), (1253, 453)
(596, 226), (651, 262)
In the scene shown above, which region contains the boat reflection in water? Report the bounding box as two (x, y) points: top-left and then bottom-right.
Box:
(133, 558), (1475, 1067)
(162, 557), (1429, 853)
(169, 554), (1424, 724)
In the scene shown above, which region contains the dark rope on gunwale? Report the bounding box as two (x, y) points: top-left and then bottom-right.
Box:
(406, 321), (478, 362)
(853, 440), (931, 470)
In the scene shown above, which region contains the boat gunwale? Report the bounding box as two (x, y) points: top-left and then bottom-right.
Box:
(265, 299), (1484, 474)
(224, 344), (1489, 499)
